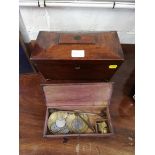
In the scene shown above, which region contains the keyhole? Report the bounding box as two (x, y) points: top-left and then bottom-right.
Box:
(75, 66), (80, 70)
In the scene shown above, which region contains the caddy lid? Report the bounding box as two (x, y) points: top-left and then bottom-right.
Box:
(42, 83), (113, 107)
(31, 31), (124, 60)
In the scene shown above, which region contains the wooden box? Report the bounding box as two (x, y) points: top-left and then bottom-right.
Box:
(42, 82), (114, 138)
(31, 31), (124, 81)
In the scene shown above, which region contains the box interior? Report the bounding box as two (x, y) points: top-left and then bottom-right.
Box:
(44, 106), (113, 137)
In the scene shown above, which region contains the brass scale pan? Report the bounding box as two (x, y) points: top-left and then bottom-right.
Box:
(48, 111), (89, 134)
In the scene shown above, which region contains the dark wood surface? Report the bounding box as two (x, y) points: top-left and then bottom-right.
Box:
(20, 44), (134, 155)
(32, 60), (123, 81)
(30, 31), (124, 80)
(30, 31), (124, 60)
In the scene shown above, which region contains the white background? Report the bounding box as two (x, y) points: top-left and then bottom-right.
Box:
(19, 4), (135, 43)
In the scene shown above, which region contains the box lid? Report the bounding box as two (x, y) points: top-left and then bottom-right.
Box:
(31, 31), (124, 60)
(42, 83), (113, 107)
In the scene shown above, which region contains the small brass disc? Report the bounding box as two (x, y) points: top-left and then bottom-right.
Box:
(66, 113), (89, 133)
(48, 111), (69, 134)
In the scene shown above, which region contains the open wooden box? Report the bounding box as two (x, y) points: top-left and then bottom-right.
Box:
(42, 82), (114, 138)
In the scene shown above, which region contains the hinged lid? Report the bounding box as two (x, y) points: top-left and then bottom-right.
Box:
(31, 31), (124, 60)
(42, 83), (113, 107)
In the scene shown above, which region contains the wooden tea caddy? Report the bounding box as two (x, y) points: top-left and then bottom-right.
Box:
(42, 82), (114, 137)
(30, 31), (124, 81)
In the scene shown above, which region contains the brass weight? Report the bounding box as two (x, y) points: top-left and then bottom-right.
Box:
(96, 121), (108, 134)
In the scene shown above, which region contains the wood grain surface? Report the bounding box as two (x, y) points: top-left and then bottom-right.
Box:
(20, 44), (135, 155)
(30, 31), (124, 81)
(31, 31), (124, 60)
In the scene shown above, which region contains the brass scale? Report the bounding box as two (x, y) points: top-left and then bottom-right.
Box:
(48, 109), (109, 135)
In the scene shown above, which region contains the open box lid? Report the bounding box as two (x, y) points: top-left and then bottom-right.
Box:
(42, 83), (113, 107)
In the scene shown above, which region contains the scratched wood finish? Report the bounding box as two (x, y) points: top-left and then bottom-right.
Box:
(20, 44), (134, 155)
(42, 83), (113, 106)
(30, 31), (124, 81)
